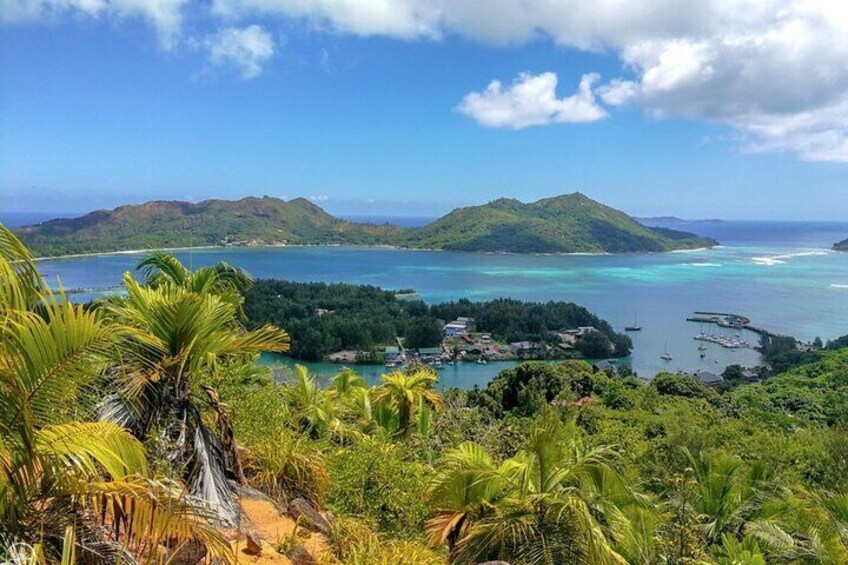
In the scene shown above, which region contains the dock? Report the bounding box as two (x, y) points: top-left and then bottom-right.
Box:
(686, 311), (781, 339)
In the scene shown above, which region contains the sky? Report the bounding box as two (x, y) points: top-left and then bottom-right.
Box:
(1, 1), (847, 220)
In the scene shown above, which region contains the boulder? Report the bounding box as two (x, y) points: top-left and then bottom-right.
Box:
(287, 545), (316, 565)
(288, 498), (332, 535)
(244, 531), (263, 556)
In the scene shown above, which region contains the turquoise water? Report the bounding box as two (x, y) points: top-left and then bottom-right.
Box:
(34, 221), (848, 382)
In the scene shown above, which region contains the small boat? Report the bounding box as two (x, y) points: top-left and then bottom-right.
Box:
(624, 315), (642, 332)
(661, 342), (672, 361)
(476, 358), (488, 365)
(698, 345), (707, 351)
(700, 352), (706, 358)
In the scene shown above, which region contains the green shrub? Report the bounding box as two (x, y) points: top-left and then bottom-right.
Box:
(327, 439), (430, 538)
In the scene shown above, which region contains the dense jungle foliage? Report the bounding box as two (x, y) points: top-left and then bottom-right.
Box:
(3, 222), (848, 565)
(243, 279), (632, 360)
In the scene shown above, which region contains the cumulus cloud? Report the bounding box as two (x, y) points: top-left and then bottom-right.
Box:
(458, 72), (607, 129)
(5, 0), (848, 160)
(1, 0), (188, 47)
(204, 25), (275, 79)
(309, 194), (329, 202)
(206, 0), (848, 162)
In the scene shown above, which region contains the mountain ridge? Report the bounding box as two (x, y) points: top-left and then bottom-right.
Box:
(14, 193), (717, 257)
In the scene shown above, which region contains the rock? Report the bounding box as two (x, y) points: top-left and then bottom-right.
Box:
(244, 531), (263, 556)
(288, 498), (332, 535)
(164, 537), (207, 565)
(287, 545), (316, 565)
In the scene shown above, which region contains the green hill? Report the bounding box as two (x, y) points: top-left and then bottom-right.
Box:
(14, 193), (716, 257)
(405, 193), (716, 252)
(834, 238), (848, 251)
(15, 196), (406, 256)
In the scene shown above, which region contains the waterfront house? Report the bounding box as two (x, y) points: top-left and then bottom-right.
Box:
(384, 346), (400, 362)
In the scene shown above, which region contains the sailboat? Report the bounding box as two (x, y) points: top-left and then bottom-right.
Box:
(660, 342), (673, 361)
(625, 314), (642, 332)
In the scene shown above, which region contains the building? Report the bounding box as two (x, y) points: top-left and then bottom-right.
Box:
(592, 360), (615, 373)
(443, 321), (468, 337)
(443, 317), (476, 337)
(694, 370), (723, 386)
(418, 347), (443, 361)
(384, 346), (400, 362)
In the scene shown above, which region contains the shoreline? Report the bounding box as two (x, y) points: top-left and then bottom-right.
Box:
(32, 242), (718, 262)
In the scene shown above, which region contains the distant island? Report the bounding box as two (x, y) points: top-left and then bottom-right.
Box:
(637, 216), (725, 224)
(835, 238), (848, 251)
(14, 192), (717, 257)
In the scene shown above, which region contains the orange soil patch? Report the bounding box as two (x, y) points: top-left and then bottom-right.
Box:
(227, 496), (332, 564)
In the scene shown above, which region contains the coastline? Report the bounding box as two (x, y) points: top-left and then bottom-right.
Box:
(32, 242), (716, 262)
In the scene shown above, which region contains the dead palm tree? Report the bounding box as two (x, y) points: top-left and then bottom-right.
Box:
(99, 256), (290, 524)
(0, 223), (234, 562)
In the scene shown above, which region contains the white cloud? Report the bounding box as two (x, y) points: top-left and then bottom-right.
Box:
(1, 0), (188, 48)
(206, 0), (848, 161)
(309, 194), (329, 202)
(5, 0), (848, 160)
(204, 24), (275, 79)
(458, 72), (607, 129)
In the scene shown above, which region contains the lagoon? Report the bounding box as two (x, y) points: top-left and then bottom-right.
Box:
(35, 220), (848, 383)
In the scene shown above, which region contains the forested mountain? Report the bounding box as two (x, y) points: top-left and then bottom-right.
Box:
(16, 196), (406, 256)
(408, 193), (716, 252)
(16, 193), (716, 256)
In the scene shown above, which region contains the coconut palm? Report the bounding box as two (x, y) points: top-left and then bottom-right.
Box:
(372, 369), (443, 437)
(99, 267), (290, 524)
(428, 413), (629, 565)
(0, 223), (233, 562)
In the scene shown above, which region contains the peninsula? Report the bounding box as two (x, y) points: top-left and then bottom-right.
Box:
(15, 192), (717, 257)
(834, 238), (848, 251)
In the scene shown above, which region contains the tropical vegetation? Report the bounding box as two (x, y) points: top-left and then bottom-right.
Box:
(15, 193), (715, 257)
(244, 279), (631, 360)
(3, 220), (848, 565)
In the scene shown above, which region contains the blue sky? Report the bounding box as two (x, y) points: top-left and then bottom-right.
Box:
(1, 1), (847, 220)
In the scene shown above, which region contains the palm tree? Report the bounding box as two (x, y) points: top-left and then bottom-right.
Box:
(372, 369), (443, 437)
(747, 488), (848, 563)
(99, 259), (290, 524)
(0, 224), (233, 562)
(682, 449), (781, 545)
(428, 413), (629, 565)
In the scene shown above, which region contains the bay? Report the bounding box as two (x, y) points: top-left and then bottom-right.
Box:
(34, 220), (848, 384)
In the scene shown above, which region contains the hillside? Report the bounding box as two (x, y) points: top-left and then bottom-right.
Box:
(406, 193), (717, 252)
(834, 238), (848, 251)
(15, 193), (716, 257)
(16, 196), (406, 256)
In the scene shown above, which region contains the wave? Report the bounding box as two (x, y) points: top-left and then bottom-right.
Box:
(685, 262), (722, 267)
(751, 249), (830, 266)
(831, 284), (848, 289)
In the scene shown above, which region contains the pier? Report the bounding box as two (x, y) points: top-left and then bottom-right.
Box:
(686, 311), (780, 349)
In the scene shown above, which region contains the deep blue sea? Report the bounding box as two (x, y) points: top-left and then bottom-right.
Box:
(30, 219), (848, 386)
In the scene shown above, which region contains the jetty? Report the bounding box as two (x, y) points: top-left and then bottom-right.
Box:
(686, 311), (781, 339)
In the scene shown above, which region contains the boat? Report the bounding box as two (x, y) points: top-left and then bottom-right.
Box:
(700, 352), (706, 358)
(660, 342), (672, 361)
(624, 314), (642, 332)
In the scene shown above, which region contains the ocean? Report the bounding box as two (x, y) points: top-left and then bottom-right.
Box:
(31, 219), (848, 386)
